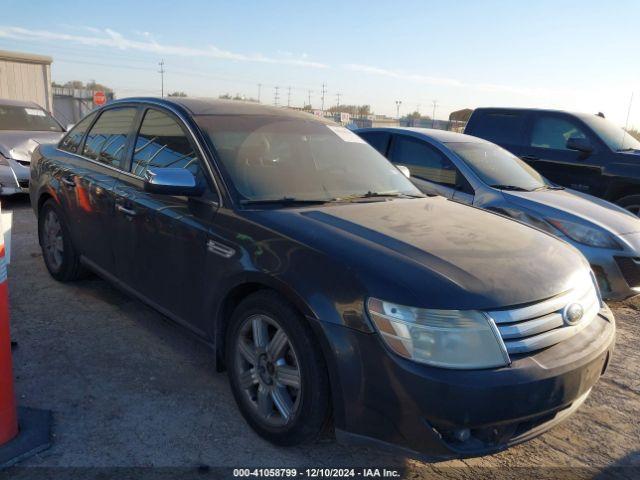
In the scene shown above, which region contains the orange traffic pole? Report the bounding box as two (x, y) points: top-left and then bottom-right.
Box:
(0, 236), (18, 445)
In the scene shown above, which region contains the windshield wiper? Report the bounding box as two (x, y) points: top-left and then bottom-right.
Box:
(533, 185), (564, 191)
(240, 197), (330, 207)
(489, 184), (531, 192)
(336, 191), (425, 201)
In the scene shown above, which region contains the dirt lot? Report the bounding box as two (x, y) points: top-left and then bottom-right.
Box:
(1, 195), (639, 479)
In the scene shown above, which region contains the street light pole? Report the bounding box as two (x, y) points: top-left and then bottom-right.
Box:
(395, 100), (402, 119)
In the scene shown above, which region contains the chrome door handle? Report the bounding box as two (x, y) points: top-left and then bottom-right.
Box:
(116, 205), (137, 216)
(61, 176), (76, 187)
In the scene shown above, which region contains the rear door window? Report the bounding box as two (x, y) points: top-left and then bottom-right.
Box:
(58, 112), (97, 154)
(468, 112), (525, 145)
(131, 109), (206, 183)
(529, 116), (588, 150)
(357, 131), (391, 156)
(82, 108), (138, 168)
(390, 135), (458, 186)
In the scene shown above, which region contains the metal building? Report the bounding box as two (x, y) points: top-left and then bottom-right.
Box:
(0, 50), (53, 112)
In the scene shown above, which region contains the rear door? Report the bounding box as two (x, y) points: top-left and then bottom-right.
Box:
(388, 134), (474, 203)
(521, 112), (604, 195)
(112, 106), (220, 334)
(356, 130), (391, 156)
(465, 109), (526, 156)
(57, 107), (138, 273)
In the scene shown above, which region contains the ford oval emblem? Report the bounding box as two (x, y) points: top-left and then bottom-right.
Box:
(563, 303), (584, 326)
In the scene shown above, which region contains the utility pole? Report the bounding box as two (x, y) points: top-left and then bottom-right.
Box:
(320, 83), (327, 113)
(416, 103), (421, 114)
(274, 86), (280, 106)
(336, 92), (341, 109)
(258, 83), (262, 103)
(307, 90), (312, 108)
(287, 86), (292, 107)
(431, 100), (438, 128)
(158, 60), (165, 98)
(395, 100), (402, 119)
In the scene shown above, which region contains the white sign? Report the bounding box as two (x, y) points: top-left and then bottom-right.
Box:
(24, 108), (45, 117)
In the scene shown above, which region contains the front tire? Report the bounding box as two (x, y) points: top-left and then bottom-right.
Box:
(38, 199), (86, 281)
(226, 291), (331, 446)
(616, 194), (640, 216)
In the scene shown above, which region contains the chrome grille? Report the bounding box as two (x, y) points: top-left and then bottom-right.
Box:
(487, 278), (601, 355)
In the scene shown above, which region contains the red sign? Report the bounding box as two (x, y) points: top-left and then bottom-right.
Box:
(93, 91), (106, 106)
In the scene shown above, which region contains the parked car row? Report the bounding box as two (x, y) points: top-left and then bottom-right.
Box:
(355, 127), (640, 300)
(27, 98), (616, 460)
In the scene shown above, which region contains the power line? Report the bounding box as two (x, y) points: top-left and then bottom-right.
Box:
(336, 92), (342, 109)
(158, 60), (165, 98)
(307, 90), (313, 108)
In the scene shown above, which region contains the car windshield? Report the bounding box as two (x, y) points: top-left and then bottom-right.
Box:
(196, 115), (421, 202)
(579, 114), (640, 151)
(447, 141), (552, 191)
(0, 104), (63, 132)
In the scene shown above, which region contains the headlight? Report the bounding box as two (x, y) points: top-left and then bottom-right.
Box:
(366, 298), (510, 369)
(497, 207), (556, 234)
(547, 218), (621, 249)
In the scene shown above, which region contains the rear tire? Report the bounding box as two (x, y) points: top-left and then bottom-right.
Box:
(38, 199), (87, 281)
(225, 290), (331, 446)
(616, 194), (640, 216)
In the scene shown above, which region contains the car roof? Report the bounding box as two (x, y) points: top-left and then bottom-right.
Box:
(110, 97), (334, 122)
(356, 126), (486, 144)
(473, 107), (603, 122)
(0, 98), (44, 109)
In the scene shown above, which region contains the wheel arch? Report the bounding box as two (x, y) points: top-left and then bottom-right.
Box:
(212, 273), (318, 372)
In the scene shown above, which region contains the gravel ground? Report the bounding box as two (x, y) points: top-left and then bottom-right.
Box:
(1, 195), (639, 479)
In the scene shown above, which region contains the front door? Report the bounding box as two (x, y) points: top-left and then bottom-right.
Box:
(521, 113), (604, 196)
(111, 107), (221, 334)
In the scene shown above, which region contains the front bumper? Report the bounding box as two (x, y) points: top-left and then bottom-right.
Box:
(322, 305), (615, 460)
(584, 232), (640, 300)
(0, 161), (29, 195)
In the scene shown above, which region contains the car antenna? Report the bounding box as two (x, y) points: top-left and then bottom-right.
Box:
(620, 92), (634, 150)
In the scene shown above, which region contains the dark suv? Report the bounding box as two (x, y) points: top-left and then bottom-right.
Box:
(29, 98), (614, 459)
(465, 108), (640, 213)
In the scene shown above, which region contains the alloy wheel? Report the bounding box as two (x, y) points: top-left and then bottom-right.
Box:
(234, 314), (302, 427)
(43, 210), (64, 271)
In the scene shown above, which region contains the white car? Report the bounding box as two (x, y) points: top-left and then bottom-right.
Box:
(0, 99), (65, 195)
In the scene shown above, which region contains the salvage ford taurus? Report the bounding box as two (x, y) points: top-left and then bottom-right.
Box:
(29, 98), (615, 459)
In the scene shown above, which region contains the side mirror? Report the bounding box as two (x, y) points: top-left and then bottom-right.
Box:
(566, 137), (593, 154)
(397, 165), (411, 178)
(143, 167), (203, 196)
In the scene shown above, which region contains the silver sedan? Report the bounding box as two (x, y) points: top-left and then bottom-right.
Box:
(0, 99), (65, 195)
(356, 127), (640, 300)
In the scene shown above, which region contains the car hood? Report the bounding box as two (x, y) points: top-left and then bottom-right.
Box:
(250, 197), (589, 310)
(0, 130), (64, 161)
(503, 188), (640, 235)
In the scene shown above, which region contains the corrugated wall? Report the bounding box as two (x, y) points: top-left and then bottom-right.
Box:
(0, 50), (53, 112)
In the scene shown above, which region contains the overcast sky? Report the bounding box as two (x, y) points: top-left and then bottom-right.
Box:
(1, 0), (639, 127)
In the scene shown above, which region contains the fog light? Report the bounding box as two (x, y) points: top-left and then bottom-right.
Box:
(452, 428), (470, 442)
